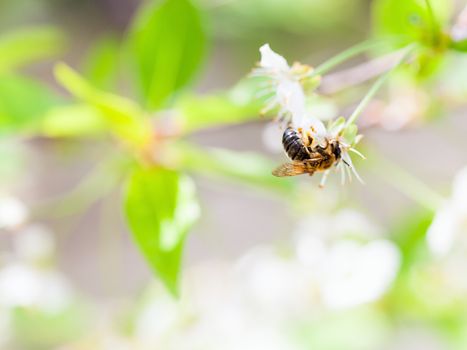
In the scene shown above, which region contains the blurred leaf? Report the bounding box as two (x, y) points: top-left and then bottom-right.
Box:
(342, 124), (358, 145)
(129, 0), (206, 110)
(41, 104), (107, 137)
(11, 304), (89, 349)
(450, 38), (467, 52)
(55, 63), (152, 148)
(177, 143), (295, 194)
(391, 209), (434, 271)
(413, 48), (446, 79)
(328, 116), (345, 135)
(176, 94), (260, 132)
(0, 26), (66, 73)
(0, 74), (63, 134)
(124, 166), (199, 296)
(82, 35), (120, 90)
(296, 307), (390, 350)
(175, 78), (266, 132)
(372, 0), (451, 47)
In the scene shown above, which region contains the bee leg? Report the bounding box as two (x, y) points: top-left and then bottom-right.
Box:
(319, 170), (330, 188)
(342, 159), (350, 167)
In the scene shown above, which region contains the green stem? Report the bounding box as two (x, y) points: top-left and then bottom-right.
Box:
(311, 37), (406, 77)
(344, 45), (415, 128)
(368, 149), (445, 212)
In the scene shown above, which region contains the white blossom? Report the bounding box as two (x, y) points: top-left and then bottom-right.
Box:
(295, 211), (400, 309)
(427, 166), (467, 256)
(13, 224), (55, 262)
(0, 196), (28, 230)
(252, 44), (326, 136)
(320, 240), (400, 308)
(254, 44), (364, 186)
(0, 263), (72, 313)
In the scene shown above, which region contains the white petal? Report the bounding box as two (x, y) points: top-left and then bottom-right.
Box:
(276, 80), (305, 115)
(259, 44), (289, 71)
(342, 152), (364, 184)
(452, 166), (467, 213)
(426, 205), (458, 256)
(321, 240), (400, 309)
(14, 225), (55, 262)
(0, 196), (28, 230)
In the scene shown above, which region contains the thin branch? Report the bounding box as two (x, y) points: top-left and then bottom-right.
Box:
(318, 50), (404, 94)
(368, 149), (445, 212)
(344, 45), (416, 128)
(309, 37), (407, 78)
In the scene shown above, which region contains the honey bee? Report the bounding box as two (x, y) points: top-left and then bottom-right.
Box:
(272, 126), (346, 177)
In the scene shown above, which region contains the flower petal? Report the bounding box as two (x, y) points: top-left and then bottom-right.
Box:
(259, 44), (289, 71)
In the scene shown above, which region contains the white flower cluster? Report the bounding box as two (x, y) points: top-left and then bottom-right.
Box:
(0, 197), (74, 347)
(253, 44), (364, 184)
(124, 209), (400, 350)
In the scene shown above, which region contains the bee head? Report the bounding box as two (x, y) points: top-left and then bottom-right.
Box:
(331, 140), (342, 160)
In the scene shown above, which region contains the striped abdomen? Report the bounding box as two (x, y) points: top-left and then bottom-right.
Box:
(282, 127), (311, 161)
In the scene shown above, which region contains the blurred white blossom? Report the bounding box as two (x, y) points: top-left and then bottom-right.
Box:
(126, 209), (400, 350)
(294, 211), (400, 309)
(0, 195), (28, 230)
(427, 166), (467, 256)
(320, 240), (400, 308)
(14, 224), (55, 262)
(0, 263), (72, 313)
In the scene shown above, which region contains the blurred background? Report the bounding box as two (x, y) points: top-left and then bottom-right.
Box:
(1, 0), (467, 349)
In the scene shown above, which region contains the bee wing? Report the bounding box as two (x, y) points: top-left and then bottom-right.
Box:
(272, 162), (307, 177)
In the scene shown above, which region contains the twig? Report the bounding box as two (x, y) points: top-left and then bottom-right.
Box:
(318, 50), (405, 94)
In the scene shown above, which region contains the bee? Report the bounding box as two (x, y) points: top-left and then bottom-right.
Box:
(272, 126), (345, 177)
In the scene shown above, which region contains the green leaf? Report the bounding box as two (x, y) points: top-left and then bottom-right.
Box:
(174, 78), (271, 132)
(372, 0), (451, 47)
(11, 304), (89, 350)
(41, 104), (107, 137)
(176, 94), (260, 132)
(55, 63), (152, 148)
(0, 26), (66, 73)
(129, 0), (206, 110)
(328, 116), (346, 136)
(449, 38), (467, 52)
(176, 143), (296, 195)
(342, 124), (358, 145)
(124, 166), (200, 295)
(0, 74), (63, 134)
(82, 35), (120, 90)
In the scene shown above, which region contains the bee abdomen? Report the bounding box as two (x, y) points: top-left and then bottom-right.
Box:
(282, 127), (310, 161)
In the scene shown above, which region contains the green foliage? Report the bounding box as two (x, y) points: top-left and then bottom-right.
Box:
(129, 0), (206, 110)
(178, 143), (295, 194)
(124, 166), (200, 296)
(328, 116), (345, 135)
(372, 0), (451, 47)
(176, 91), (261, 132)
(41, 104), (107, 138)
(449, 38), (467, 53)
(296, 307), (390, 350)
(55, 63), (152, 148)
(342, 124), (358, 145)
(0, 26), (66, 73)
(391, 209), (434, 271)
(10, 305), (89, 350)
(82, 35), (120, 90)
(0, 74), (63, 134)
